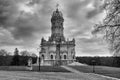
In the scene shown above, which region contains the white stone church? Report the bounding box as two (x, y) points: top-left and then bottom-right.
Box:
(39, 7), (76, 66)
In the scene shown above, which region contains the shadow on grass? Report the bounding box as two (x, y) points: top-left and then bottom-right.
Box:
(0, 66), (71, 72)
(69, 65), (120, 79)
(33, 66), (71, 72)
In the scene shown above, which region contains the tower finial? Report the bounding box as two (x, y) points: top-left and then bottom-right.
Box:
(56, 3), (59, 10)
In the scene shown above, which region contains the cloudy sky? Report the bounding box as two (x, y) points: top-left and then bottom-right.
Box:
(0, 0), (112, 56)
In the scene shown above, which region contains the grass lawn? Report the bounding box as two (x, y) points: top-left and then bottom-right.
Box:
(69, 65), (120, 79)
(0, 66), (70, 72)
(33, 66), (70, 72)
(0, 66), (28, 71)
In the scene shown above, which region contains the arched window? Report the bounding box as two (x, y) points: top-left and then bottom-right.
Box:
(41, 48), (46, 53)
(73, 55), (75, 59)
(64, 55), (66, 59)
(42, 54), (44, 59)
(60, 55), (61, 59)
(51, 55), (53, 60)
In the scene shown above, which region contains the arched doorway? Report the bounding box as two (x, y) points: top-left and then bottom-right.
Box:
(64, 55), (66, 60)
(51, 55), (53, 60)
(42, 54), (44, 59)
(41, 54), (44, 64)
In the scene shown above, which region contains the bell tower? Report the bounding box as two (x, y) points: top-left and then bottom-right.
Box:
(49, 4), (65, 42)
(40, 4), (76, 66)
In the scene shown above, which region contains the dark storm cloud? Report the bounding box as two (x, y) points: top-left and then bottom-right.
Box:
(86, 0), (104, 19)
(0, 0), (54, 52)
(62, 0), (104, 20)
(76, 37), (109, 56)
(67, 23), (93, 38)
(86, 6), (104, 19)
(0, 0), (52, 40)
(62, 0), (96, 38)
(0, 27), (38, 49)
(87, 9), (99, 18)
(62, 0), (89, 20)
(27, 0), (40, 5)
(0, 0), (101, 40)
(0, 28), (22, 46)
(59, 0), (109, 56)
(0, 0), (13, 26)
(0, 0), (111, 56)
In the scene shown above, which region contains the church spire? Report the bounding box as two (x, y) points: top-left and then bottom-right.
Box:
(56, 3), (59, 11)
(50, 3), (65, 42)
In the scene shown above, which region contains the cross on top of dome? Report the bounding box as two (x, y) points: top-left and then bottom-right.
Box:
(52, 3), (63, 17)
(56, 3), (59, 10)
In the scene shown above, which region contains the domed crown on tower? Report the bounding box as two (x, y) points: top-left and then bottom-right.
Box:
(51, 4), (64, 22)
(52, 8), (63, 17)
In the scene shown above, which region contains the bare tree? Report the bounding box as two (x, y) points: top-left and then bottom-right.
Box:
(20, 50), (30, 56)
(0, 49), (8, 56)
(31, 53), (37, 57)
(93, 0), (120, 55)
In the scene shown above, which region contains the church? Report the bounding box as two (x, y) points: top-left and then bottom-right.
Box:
(40, 6), (75, 66)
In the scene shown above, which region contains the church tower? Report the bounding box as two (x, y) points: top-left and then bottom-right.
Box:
(49, 7), (65, 42)
(40, 5), (76, 66)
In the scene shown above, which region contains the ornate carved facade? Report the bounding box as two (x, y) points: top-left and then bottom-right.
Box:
(40, 8), (75, 66)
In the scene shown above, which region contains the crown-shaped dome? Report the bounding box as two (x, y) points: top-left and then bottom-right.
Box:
(51, 8), (64, 22)
(52, 8), (63, 17)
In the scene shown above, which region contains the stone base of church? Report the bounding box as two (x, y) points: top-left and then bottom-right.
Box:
(42, 60), (75, 66)
(33, 58), (76, 66)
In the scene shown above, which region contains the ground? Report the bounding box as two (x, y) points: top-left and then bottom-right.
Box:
(0, 71), (118, 80)
(69, 65), (120, 79)
(0, 63), (120, 80)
